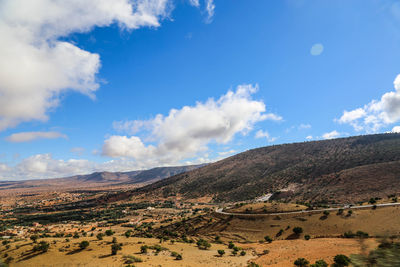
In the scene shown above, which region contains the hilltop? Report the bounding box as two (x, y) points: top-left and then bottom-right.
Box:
(137, 133), (400, 203)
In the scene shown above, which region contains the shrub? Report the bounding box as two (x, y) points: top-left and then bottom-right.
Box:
(323, 210), (330, 216)
(140, 245), (148, 253)
(124, 255), (142, 263)
(337, 209), (344, 215)
(111, 243), (122, 255)
(112, 237), (117, 243)
(124, 230), (132, 238)
(311, 259), (328, 267)
(105, 229), (114, 236)
(248, 262), (260, 267)
(304, 235), (310, 240)
(228, 241), (235, 249)
(33, 241), (50, 253)
(96, 233), (104, 240)
(240, 250), (246, 256)
(368, 198), (377, 204)
(175, 253), (183, 260)
(333, 254), (350, 266)
(218, 249), (225, 256)
(30, 235), (39, 243)
(293, 227), (303, 235)
(79, 241), (89, 250)
(264, 235), (272, 243)
(73, 232), (79, 239)
(294, 257), (309, 267)
(196, 239), (211, 250)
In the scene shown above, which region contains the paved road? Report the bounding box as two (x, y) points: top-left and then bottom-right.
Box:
(215, 202), (400, 217)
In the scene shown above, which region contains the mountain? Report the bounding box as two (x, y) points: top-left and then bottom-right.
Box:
(137, 133), (400, 204)
(0, 165), (202, 190)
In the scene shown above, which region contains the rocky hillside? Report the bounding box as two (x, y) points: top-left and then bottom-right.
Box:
(138, 133), (400, 203)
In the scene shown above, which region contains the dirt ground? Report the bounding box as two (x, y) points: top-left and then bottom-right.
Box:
(6, 237), (255, 267)
(242, 238), (377, 267)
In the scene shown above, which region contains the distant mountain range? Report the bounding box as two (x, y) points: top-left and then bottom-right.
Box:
(0, 165), (203, 190)
(136, 133), (400, 204)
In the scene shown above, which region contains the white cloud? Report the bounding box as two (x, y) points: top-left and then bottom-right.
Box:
(0, 0), (171, 131)
(188, 0), (200, 7)
(310, 43), (324, 56)
(322, 130), (340, 140)
(205, 0), (215, 23)
(104, 84), (281, 166)
(6, 131), (67, 143)
(337, 74), (400, 133)
(305, 135), (313, 140)
(392, 126), (400, 133)
(0, 153), (162, 180)
(298, 123), (311, 129)
(255, 130), (277, 142)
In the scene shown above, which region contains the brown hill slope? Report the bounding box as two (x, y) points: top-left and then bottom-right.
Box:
(138, 133), (400, 203)
(0, 165), (201, 191)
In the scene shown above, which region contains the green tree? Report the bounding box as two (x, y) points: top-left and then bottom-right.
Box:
(111, 243), (122, 255)
(294, 257), (309, 267)
(140, 245), (148, 254)
(264, 235), (273, 243)
(79, 240), (89, 250)
(293, 227), (303, 235)
(105, 229), (114, 236)
(96, 233), (104, 240)
(332, 254), (350, 267)
(218, 249), (225, 256)
(30, 235), (39, 243)
(33, 241), (49, 253)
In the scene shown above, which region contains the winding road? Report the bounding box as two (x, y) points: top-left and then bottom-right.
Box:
(215, 202), (400, 217)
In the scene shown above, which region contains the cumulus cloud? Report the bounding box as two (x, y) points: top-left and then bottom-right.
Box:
(188, 0), (200, 7)
(306, 135), (313, 140)
(0, 0), (171, 131)
(298, 123), (311, 129)
(322, 130), (340, 140)
(104, 84), (281, 165)
(0, 153), (158, 180)
(337, 74), (400, 132)
(6, 131), (67, 143)
(392, 126), (400, 133)
(255, 130), (277, 142)
(310, 43), (324, 56)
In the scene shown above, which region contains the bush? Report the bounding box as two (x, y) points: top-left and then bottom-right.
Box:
(96, 233), (104, 240)
(112, 237), (117, 243)
(105, 229), (114, 236)
(304, 235), (310, 240)
(240, 250), (246, 256)
(310, 259), (328, 267)
(33, 241), (50, 253)
(333, 254), (350, 266)
(323, 210), (330, 216)
(196, 239), (211, 250)
(111, 243), (122, 255)
(124, 255), (142, 263)
(175, 254), (183, 260)
(293, 227), (303, 235)
(30, 235), (39, 243)
(248, 262), (260, 267)
(124, 230), (132, 238)
(264, 235), (272, 243)
(337, 209), (344, 215)
(294, 257), (309, 266)
(218, 249), (225, 256)
(140, 245), (148, 254)
(79, 241), (89, 250)
(228, 241), (235, 249)
(73, 232), (79, 239)
(369, 198), (377, 204)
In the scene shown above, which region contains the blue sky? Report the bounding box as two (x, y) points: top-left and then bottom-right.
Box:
(1, 0), (400, 179)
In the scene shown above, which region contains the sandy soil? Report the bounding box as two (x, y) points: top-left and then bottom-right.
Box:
(242, 238), (377, 266)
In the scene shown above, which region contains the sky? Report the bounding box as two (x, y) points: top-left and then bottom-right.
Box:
(1, 0), (400, 180)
